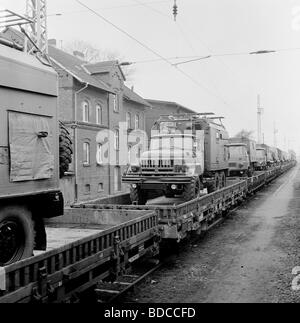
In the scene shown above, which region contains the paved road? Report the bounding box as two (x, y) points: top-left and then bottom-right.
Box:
(125, 166), (300, 303)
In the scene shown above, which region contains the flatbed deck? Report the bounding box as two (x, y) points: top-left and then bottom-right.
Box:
(0, 162), (295, 303)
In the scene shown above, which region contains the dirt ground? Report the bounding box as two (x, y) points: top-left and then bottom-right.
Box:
(124, 166), (300, 303)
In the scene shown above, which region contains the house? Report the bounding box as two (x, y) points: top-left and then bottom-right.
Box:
(83, 60), (151, 194)
(145, 99), (196, 139)
(48, 44), (151, 204)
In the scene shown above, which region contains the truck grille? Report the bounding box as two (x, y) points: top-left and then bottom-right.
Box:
(141, 160), (175, 172)
(229, 163), (238, 168)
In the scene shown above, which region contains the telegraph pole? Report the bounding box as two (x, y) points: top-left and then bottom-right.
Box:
(257, 95), (264, 144)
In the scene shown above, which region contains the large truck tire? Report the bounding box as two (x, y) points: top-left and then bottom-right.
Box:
(59, 122), (73, 178)
(214, 173), (221, 191)
(0, 206), (35, 266)
(130, 186), (147, 205)
(220, 172), (226, 189)
(182, 177), (200, 202)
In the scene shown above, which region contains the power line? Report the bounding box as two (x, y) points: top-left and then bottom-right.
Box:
(129, 47), (300, 66)
(130, 0), (232, 106)
(74, 0), (231, 108)
(128, 0), (235, 106)
(48, 0), (171, 16)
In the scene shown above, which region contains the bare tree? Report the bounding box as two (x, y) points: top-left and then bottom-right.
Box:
(64, 40), (135, 80)
(234, 130), (254, 140)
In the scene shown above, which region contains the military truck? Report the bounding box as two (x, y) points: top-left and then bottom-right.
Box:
(123, 113), (229, 205)
(0, 38), (72, 266)
(270, 147), (280, 165)
(229, 137), (257, 176)
(255, 146), (267, 171)
(227, 143), (250, 177)
(259, 144), (274, 167)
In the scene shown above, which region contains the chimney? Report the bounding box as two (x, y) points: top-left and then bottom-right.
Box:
(48, 39), (57, 47)
(73, 50), (85, 60)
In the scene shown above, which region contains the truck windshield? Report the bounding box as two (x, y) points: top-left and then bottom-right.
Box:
(256, 150), (265, 159)
(229, 146), (247, 158)
(157, 121), (193, 134)
(150, 136), (194, 151)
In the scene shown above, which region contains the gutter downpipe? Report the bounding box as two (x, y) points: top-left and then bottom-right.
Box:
(74, 82), (89, 203)
(107, 94), (112, 196)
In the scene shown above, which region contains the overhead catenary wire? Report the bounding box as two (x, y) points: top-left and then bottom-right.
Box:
(48, 0), (171, 16)
(129, 47), (300, 66)
(74, 0), (231, 108)
(127, 0), (242, 106)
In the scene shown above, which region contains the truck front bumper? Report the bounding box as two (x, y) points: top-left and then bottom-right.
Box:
(122, 175), (193, 186)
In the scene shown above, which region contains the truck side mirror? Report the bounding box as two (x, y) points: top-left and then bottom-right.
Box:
(37, 132), (49, 138)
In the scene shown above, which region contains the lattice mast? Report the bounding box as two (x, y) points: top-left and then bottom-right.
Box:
(25, 0), (48, 54)
(257, 95), (264, 144)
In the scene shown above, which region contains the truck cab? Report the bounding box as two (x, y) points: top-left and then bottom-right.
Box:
(227, 143), (250, 177)
(255, 147), (267, 171)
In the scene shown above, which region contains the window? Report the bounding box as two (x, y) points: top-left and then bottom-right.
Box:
(114, 167), (122, 192)
(96, 104), (103, 125)
(82, 101), (90, 123)
(98, 183), (104, 192)
(126, 112), (132, 129)
(84, 184), (91, 194)
(135, 114), (140, 130)
(83, 142), (90, 165)
(96, 143), (103, 165)
(114, 129), (120, 151)
(113, 95), (119, 112)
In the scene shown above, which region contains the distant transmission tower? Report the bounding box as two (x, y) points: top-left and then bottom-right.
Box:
(25, 0), (48, 54)
(257, 95), (264, 144)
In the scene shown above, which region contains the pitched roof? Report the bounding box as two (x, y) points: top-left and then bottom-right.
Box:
(123, 86), (152, 108)
(0, 27), (114, 94)
(146, 99), (196, 114)
(48, 46), (114, 94)
(85, 60), (126, 81)
(85, 61), (150, 107)
(1, 28), (149, 106)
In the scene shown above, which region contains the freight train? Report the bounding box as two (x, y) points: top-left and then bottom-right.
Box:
(123, 113), (296, 205)
(0, 162), (296, 303)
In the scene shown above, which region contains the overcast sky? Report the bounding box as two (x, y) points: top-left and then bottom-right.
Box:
(1, 0), (300, 153)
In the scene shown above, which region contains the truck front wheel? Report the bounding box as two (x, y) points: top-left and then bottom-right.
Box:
(0, 206), (35, 266)
(182, 177), (201, 202)
(130, 186), (147, 205)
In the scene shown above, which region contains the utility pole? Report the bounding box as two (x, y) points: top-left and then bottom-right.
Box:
(257, 95), (264, 144)
(25, 0), (48, 55)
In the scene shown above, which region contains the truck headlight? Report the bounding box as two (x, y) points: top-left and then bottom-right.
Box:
(130, 165), (141, 173)
(174, 165), (188, 173)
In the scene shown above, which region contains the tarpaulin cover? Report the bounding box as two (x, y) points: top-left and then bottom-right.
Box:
(9, 112), (54, 182)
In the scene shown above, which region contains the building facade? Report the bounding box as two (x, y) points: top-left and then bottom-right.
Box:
(48, 44), (150, 204)
(145, 99), (196, 140)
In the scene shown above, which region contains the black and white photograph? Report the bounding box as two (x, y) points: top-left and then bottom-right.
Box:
(0, 0), (300, 309)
